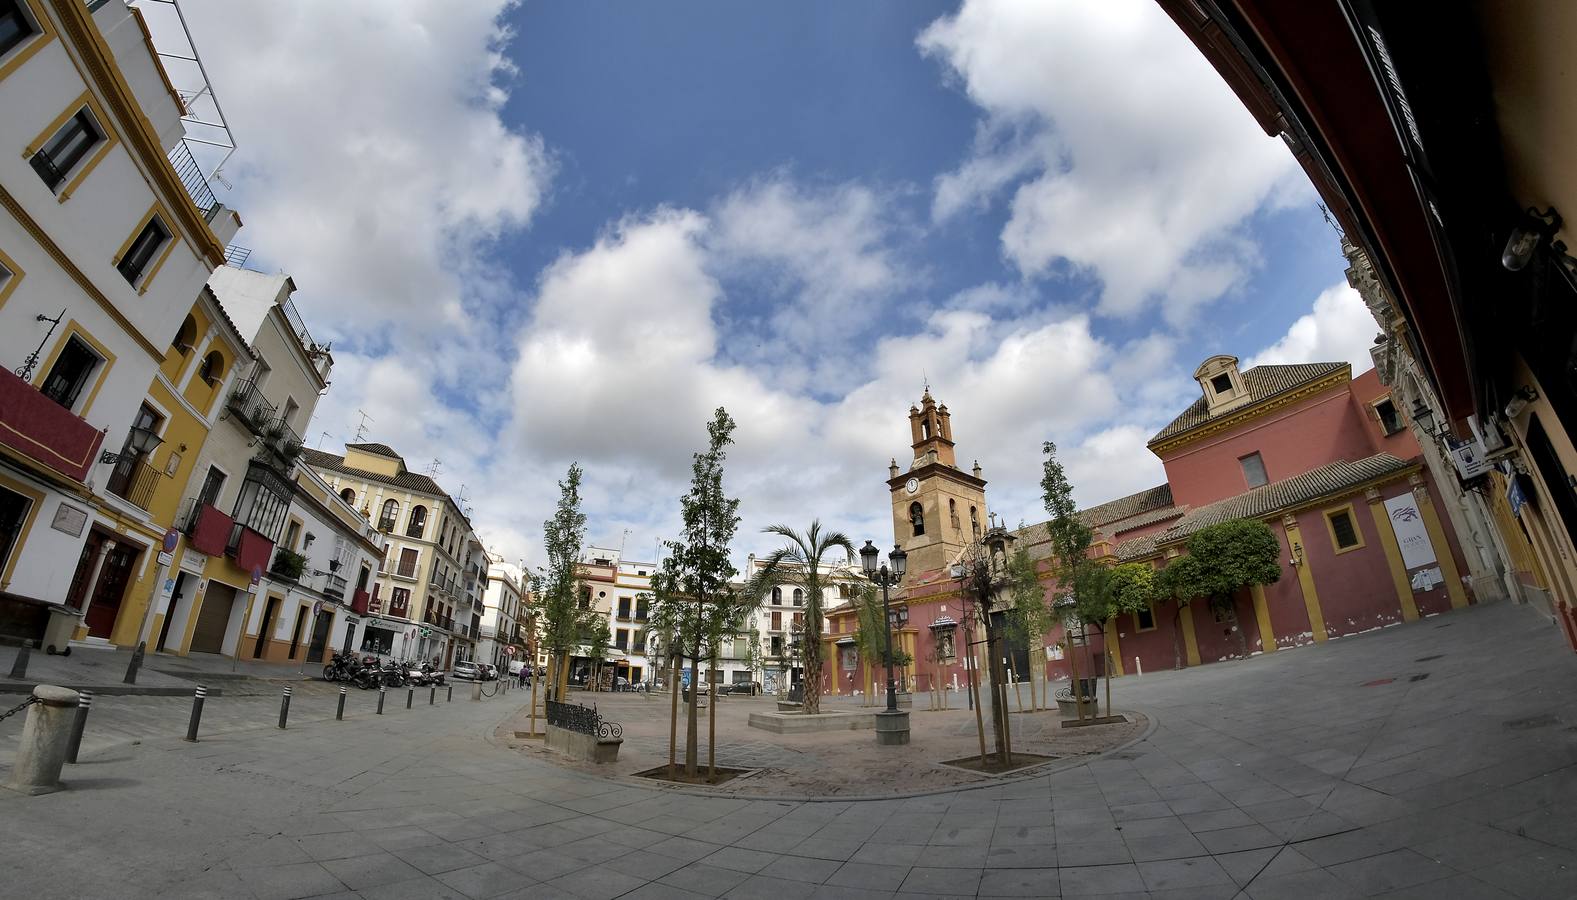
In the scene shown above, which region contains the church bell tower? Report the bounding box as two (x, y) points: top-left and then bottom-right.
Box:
(887, 389), (988, 576)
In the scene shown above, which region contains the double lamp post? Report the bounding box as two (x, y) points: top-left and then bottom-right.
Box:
(859, 540), (909, 745)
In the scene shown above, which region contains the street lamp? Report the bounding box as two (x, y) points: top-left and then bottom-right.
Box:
(860, 541), (909, 744)
(99, 424), (163, 465)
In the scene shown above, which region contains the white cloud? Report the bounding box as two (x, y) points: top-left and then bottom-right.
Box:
(1247, 282), (1380, 373)
(918, 0), (1301, 322)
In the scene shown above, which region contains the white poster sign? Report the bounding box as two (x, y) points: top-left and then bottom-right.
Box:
(1384, 493), (1438, 570)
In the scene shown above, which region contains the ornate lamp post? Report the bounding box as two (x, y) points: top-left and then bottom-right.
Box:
(860, 540), (909, 745)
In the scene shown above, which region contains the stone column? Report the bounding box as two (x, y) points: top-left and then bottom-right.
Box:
(73, 539), (117, 633)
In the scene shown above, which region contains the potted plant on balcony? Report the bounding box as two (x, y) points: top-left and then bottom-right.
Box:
(271, 547), (308, 582)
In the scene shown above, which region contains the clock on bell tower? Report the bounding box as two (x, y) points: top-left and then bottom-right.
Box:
(886, 389), (988, 576)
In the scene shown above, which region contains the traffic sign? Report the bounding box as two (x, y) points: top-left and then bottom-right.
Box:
(162, 528), (180, 553)
(250, 565), (263, 586)
(505, 646), (516, 656)
(312, 600), (322, 616)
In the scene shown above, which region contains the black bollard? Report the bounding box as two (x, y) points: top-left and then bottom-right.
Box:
(447, 684), (453, 702)
(406, 687), (413, 709)
(8, 640), (31, 680)
(123, 640), (146, 684)
(429, 686), (435, 705)
(336, 686), (347, 720)
(65, 690), (92, 764)
(184, 685), (207, 742)
(376, 686), (385, 715)
(278, 685), (292, 729)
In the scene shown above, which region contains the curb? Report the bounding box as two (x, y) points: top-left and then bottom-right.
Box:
(0, 680), (224, 697)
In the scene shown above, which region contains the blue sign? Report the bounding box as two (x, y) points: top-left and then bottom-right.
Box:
(680, 669), (691, 687)
(1508, 474), (1531, 518)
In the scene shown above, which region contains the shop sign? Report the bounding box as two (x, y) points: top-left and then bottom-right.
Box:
(1445, 435), (1491, 481)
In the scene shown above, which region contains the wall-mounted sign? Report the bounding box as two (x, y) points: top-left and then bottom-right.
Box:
(1384, 494), (1438, 570)
(156, 551), (174, 567)
(1410, 566), (1443, 592)
(1445, 435), (1492, 481)
(50, 504), (88, 537)
(1508, 473), (1534, 518)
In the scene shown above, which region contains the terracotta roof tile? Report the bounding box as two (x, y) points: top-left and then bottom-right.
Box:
(1149, 362), (1349, 445)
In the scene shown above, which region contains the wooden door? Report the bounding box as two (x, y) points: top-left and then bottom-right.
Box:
(306, 611), (332, 663)
(190, 582), (236, 654)
(253, 595), (280, 659)
(84, 543), (138, 638)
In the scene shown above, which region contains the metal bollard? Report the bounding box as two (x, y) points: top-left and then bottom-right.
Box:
(376, 686), (386, 715)
(278, 686), (292, 729)
(184, 685), (207, 742)
(65, 690), (92, 764)
(429, 686), (435, 705)
(8, 640), (31, 680)
(406, 687), (413, 709)
(3, 685), (79, 795)
(122, 640), (146, 685)
(447, 685), (452, 702)
(336, 686), (347, 720)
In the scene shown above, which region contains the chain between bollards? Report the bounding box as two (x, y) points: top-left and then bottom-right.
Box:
(184, 685), (207, 742)
(336, 686), (347, 720)
(277, 685), (292, 729)
(65, 689), (91, 764)
(376, 685), (386, 715)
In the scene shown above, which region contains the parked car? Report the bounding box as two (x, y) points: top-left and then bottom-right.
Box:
(452, 660), (482, 681)
(613, 676), (631, 691)
(477, 664), (497, 681)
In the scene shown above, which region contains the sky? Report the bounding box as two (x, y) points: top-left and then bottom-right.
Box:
(159, 0), (1381, 570)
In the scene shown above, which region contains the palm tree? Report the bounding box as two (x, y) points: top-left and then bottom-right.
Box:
(745, 521), (854, 716)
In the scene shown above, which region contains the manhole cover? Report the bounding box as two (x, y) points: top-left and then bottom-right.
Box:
(1414, 654), (1444, 662)
(1504, 714), (1559, 731)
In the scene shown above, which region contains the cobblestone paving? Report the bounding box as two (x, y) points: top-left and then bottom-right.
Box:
(2, 601), (1575, 898)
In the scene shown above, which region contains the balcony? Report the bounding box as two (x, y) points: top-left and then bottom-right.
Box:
(323, 574), (347, 602)
(226, 523), (274, 578)
(0, 367), (107, 484)
(225, 378), (277, 434)
(185, 502), (233, 557)
(351, 588), (371, 615)
(269, 547), (307, 582)
(105, 456), (161, 510)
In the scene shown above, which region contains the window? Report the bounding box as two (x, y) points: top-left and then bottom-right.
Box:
(31, 109), (102, 191)
(0, 486), (31, 576)
(171, 316), (196, 356)
(615, 629), (628, 650)
(921, 419), (931, 440)
(40, 336), (101, 411)
(116, 216), (170, 286)
(771, 586), (782, 605)
(197, 350), (224, 386)
(1210, 373), (1233, 395)
(770, 610), (781, 630)
(1133, 605), (1156, 632)
(378, 499), (398, 532)
(396, 548), (419, 578)
(360, 626), (394, 654)
(1325, 506), (1364, 552)
(405, 505), (427, 539)
(1239, 452), (1268, 489)
(280, 397), (298, 428)
(949, 498), (959, 530)
(196, 465), (225, 508)
(578, 587), (590, 610)
(633, 631), (645, 652)
(232, 463), (292, 541)
(971, 506), (980, 539)
(792, 588), (802, 607)
(283, 520), (301, 551)
(838, 584), (850, 599)
(1374, 398), (1403, 435)
(635, 597), (649, 621)
(339, 487), (355, 504)
(1, 0), (39, 58)
(617, 597), (631, 619)
(388, 588), (410, 618)
(770, 635), (783, 656)
(909, 501), (925, 536)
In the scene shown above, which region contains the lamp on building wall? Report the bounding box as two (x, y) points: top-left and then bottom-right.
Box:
(1289, 540), (1305, 568)
(1503, 386), (1539, 420)
(99, 424), (163, 465)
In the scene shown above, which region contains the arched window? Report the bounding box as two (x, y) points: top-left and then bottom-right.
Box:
(198, 350), (224, 386)
(378, 499), (398, 531)
(910, 501), (925, 536)
(970, 506), (980, 539)
(172, 315), (196, 355)
(406, 505), (427, 538)
(771, 587), (782, 605)
(340, 487), (355, 504)
(949, 498), (959, 530)
(921, 419), (931, 440)
(792, 588), (803, 607)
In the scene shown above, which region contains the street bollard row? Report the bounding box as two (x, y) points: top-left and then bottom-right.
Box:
(278, 686), (292, 729)
(184, 685), (206, 742)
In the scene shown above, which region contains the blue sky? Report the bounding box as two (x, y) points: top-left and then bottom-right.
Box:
(176, 0), (1380, 568)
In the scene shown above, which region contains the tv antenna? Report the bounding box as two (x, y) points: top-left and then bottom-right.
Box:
(353, 409), (373, 442)
(425, 458), (442, 478)
(316, 430), (331, 449)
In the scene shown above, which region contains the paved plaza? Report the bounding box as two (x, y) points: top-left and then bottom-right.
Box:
(3, 600), (1576, 899)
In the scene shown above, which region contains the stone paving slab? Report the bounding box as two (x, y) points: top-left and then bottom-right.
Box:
(1, 601), (1575, 899)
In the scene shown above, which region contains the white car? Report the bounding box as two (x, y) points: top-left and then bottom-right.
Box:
(452, 660), (482, 681)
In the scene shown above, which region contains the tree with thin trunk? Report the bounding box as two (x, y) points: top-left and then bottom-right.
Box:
(536, 463), (594, 702)
(1156, 519), (1281, 660)
(650, 408), (743, 777)
(583, 617), (611, 691)
(743, 521), (854, 716)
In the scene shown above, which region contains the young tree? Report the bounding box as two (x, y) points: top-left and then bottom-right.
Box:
(1158, 519), (1282, 659)
(1001, 545), (1052, 709)
(583, 617), (612, 691)
(744, 521), (855, 716)
(649, 408), (743, 777)
(537, 463), (594, 701)
(849, 582), (887, 705)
